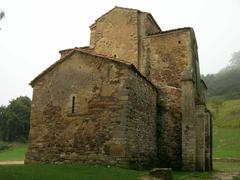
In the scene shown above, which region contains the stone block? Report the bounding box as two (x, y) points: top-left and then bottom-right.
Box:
(149, 168), (173, 180)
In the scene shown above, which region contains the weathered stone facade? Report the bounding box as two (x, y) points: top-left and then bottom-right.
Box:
(26, 7), (212, 171)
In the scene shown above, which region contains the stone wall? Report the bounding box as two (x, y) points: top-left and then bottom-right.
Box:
(142, 29), (196, 170)
(125, 68), (158, 168)
(181, 78), (196, 171)
(26, 52), (127, 164)
(195, 104), (206, 171)
(90, 7), (161, 71)
(137, 13), (161, 75)
(157, 86), (182, 169)
(205, 110), (212, 171)
(90, 8), (139, 67)
(26, 51), (157, 168)
(142, 29), (193, 87)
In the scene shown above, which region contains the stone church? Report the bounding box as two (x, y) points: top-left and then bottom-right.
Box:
(25, 7), (212, 171)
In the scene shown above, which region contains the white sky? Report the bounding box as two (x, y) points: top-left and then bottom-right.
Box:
(0, 0), (240, 106)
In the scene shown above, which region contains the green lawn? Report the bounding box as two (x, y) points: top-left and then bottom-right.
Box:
(213, 128), (240, 158)
(0, 164), (216, 180)
(0, 144), (27, 161)
(0, 164), (149, 180)
(216, 99), (240, 128)
(214, 161), (240, 172)
(208, 98), (240, 128)
(0, 163), (238, 180)
(208, 97), (240, 158)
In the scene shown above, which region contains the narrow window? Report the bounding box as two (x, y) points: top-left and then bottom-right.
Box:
(72, 96), (75, 113)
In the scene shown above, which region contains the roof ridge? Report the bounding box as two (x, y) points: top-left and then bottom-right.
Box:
(147, 27), (193, 36)
(90, 6), (145, 28)
(75, 48), (131, 65)
(30, 48), (132, 86)
(30, 48), (157, 91)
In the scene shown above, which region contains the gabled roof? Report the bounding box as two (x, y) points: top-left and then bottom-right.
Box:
(90, 6), (138, 28)
(147, 27), (193, 36)
(201, 79), (208, 89)
(90, 6), (161, 31)
(30, 48), (157, 91)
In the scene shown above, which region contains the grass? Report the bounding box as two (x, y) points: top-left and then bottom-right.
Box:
(0, 164), (147, 180)
(208, 97), (240, 158)
(0, 143), (27, 161)
(213, 128), (240, 158)
(0, 163), (238, 180)
(173, 171), (212, 179)
(208, 98), (240, 128)
(214, 161), (240, 172)
(0, 164), (217, 180)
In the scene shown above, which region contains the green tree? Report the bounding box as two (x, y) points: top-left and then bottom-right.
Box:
(0, 106), (7, 140)
(202, 50), (240, 99)
(0, 10), (5, 30)
(0, 96), (31, 142)
(229, 50), (240, 68)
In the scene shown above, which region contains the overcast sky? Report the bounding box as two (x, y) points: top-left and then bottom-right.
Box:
(0, 0), (240, 106)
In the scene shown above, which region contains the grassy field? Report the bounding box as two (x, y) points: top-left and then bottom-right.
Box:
(0, 143), (27, 161)
(208, 97), (240, 158)
(208, 98), (240, 128)
(213, 128), (240, 158)
(0, 163), (238, 180)
(0, 164), (148, 180)
(214, 161), (240, 172)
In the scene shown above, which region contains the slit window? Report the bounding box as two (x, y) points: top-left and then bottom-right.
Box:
(72, 96), (75, 113)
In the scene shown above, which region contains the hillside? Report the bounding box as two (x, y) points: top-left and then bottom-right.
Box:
(208, 98), (240, 128)
(204, 50), (240, 160)
(208, 94), (240, 159)
(202, 50), (240, 99)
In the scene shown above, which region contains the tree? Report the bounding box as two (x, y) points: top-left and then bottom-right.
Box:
(0, 106), (7, 140)
(229, 50), (240, 68)
(0, 10), (5, 30)
(0, 10), (4, 20)
(202, 50), (240, 99)
(0, 96), (31, 142)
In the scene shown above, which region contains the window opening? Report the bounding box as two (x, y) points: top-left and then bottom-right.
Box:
(72, 96), (75, 113)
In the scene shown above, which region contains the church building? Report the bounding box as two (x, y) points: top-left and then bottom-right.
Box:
(25, 7), (212, 171)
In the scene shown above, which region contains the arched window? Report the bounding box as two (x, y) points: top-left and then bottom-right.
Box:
(72, 96), (75, 113)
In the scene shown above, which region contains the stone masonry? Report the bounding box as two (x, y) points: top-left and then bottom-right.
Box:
(26, 6), (212, 171)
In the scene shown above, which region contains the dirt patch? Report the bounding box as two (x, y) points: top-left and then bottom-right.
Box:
(0, 161), (24, 165)
(214, 158), (240, 162)
(139, 176), (158, 180)
(140, 172), (240, 180)
(212, 172), (240, 180)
